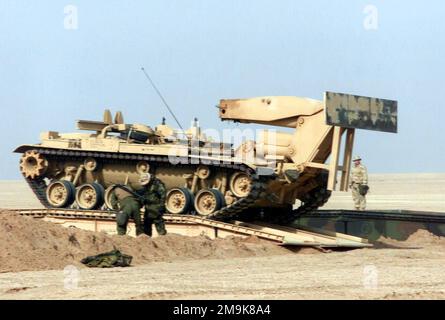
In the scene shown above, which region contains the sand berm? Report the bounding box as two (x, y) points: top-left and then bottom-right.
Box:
(0, 211), (300, 273)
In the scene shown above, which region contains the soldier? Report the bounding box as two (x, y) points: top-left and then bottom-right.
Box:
(110, 184), (144, 236)
(137, 173), (167, 236)
(349, 155), (369, 211)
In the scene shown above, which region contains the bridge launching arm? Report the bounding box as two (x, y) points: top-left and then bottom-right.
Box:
(219, 96), (324, 128)
(218, 92), (397, 191)
(219, 95), (354, 191)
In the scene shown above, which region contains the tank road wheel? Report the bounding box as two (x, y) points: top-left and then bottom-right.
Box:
(197, 165), (210, 179)
(75, 183), (105, 210)
(136, 161), (150, 174)
(166, 188), (194, 214)
(19, 150), (48, 179)
(194, 189), (225, 217)
(46, 180), (75, 208)
(229, 172), (252, 198)
(83, 158), (98, 172)
(104, 185), (117, 210)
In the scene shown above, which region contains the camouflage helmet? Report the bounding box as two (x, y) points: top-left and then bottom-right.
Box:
(139, 173), (151, 186)
(353, 155), (362, 162)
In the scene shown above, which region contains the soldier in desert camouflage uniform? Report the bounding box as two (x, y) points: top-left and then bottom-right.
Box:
(110, 185), (144, 236)
(137, 173), (167, 237)
(349, 155), (369, 211)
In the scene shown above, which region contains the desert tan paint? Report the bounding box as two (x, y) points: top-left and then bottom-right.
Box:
(16, 92), (395, 215)
(219, 96), (340, 184)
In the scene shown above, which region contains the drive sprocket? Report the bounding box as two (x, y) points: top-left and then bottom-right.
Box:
(19, 150), (48, 179)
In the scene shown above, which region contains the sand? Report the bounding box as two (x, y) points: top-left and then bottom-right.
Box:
(2, 173), (445, 212)
(1, 233), (445, 299)
(324, 173), (445, 212)
(0, 212), (292, 274)
(0, 212), (445, 299)
(1, 174), (445, 299)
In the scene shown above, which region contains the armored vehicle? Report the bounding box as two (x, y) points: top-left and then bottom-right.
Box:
(15, 92), (397, 222)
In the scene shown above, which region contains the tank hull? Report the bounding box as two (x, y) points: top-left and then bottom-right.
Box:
(16, 144), (330, 221)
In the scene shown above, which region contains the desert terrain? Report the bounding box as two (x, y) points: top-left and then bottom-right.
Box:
(324, 173), (445, 212)
(2, 173), (444, 211)
(0, 173), (444, 300)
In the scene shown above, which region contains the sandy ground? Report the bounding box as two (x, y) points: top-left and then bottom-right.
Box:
(0, 213), (292, 274)
(2, 173), (445, 211)
(1, 243), (445, 300)
(0, 180), (42, 208)
(324, 173), (445, 212)
(0, 174), (444, 300)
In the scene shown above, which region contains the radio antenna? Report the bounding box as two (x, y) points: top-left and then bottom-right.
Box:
(141, 67), (184, 132)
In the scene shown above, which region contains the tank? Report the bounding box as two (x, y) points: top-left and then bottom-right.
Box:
(14, 92), (397, 223)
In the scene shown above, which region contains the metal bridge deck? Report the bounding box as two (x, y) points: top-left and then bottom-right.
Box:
(314, 209), (445, 223)
(295, 209), (445, 240)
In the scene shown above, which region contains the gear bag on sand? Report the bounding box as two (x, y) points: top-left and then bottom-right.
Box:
(81, 249), (133, 268)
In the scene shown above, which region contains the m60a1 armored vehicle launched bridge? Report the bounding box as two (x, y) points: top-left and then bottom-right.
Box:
(14, 91), (397, 226)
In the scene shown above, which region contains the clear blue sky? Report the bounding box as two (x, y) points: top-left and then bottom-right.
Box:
(0, 0), (444, 179)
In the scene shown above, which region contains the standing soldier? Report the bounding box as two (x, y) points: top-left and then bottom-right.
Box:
(137, 173), (167, 236)
(349, 155), (369, 211)
(110, 184), (144, 236)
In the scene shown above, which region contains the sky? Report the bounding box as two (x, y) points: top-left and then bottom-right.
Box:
(0, 0), (444, 179)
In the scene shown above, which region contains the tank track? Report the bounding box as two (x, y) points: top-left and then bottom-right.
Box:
(23, 148), (269, 221)
(286, 187), (332, 223)
(243, 186), (332, 225)
(25, 176), (51, 208)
